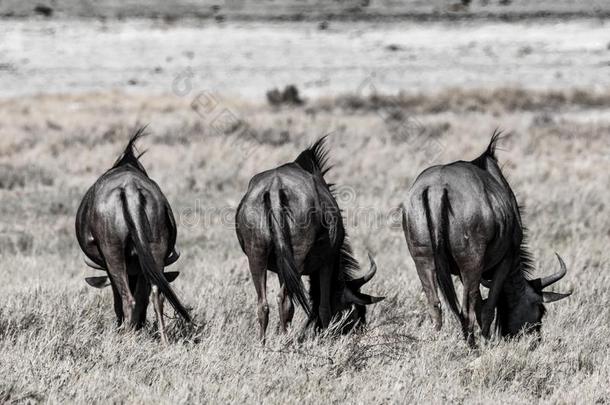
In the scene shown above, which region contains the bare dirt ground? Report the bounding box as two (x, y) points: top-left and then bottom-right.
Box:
(0, 7), (609, 405)
(1, 19), (609, 99)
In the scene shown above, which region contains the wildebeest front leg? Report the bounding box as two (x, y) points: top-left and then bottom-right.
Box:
(151, 285), (168, 345)
(412, 255), (442, 331)
(318, 265), (332, 329)
(277, 285), (294, 333)
(248, 255), (269, 344)
(481, 255), (512, 338)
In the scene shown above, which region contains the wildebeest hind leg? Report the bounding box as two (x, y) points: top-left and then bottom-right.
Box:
(110, 281), (124, 327)
(104, 251), (137, 330)
(412, 255), (442, 331)
(151, 285), (168, 345)
(248, 254), (269, 344)
(277, 285), (294, 333)
(133, 275), (151, 330)
(460, 269), (482, 347)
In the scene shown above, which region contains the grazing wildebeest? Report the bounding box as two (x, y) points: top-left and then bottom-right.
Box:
(75, 128), (191, 343)
(402, 132), (571, 344)
(235, 137), (384, 343)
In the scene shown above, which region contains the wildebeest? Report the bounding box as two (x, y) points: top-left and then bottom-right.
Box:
(75, 128), (191, 343)
(235, 137), (384, 343)
(402, 132), (571, 344)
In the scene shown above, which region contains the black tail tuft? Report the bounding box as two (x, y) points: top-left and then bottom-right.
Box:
(422, 188), (462, 326)
(264, 191), (311, 317)
(121, 189), (191, 323)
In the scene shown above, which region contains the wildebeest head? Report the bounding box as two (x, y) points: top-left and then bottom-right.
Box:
(338, 253), (384, 330)
(490, 253), (571, 337)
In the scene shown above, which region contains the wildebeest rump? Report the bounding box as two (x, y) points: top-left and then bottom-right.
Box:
(402, 132), (571, 344)
(235, 137), (384, 343)
(75, 128), (191, 343)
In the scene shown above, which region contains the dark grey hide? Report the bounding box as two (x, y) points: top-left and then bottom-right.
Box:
(402, 132), (571, 345)
(75, 128), (190, 343)
(235, 137), (384, 343)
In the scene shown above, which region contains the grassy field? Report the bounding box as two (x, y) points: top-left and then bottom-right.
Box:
(0, 86), (608, 403)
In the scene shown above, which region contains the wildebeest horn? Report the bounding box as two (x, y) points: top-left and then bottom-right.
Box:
(542, 290), (572, 303)
(348, 253), (377, 289)
(165, 248), (180, 266)
(84, 256), (105, 270)
(85, 276), (110, 289)
(343, 288), (385, 306)
(164, 271), (180, 282)
(531, 253), (568, 290)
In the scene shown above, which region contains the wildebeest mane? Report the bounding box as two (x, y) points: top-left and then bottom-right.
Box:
(516, 223), (536, 279)
(294, 136), (363, 282)
(339, 237), (362, 281)
(494, 213), (539, 336)
(112, 126), (148, 175)
(495, 243), (545, 337)
(294, 135), (332, 177)
(471, 129), (504, 169)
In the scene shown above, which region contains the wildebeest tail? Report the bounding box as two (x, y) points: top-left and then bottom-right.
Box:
(422, 188), (463, 326)
(264, 188), (311, 317)
(120, 188), (191, 323)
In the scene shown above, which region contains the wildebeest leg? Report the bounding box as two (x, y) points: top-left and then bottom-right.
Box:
(460, 266), (483, 347)
(104, 251), (137, 329)
(307, 272), (321, 328)
(133, 275), (151, 330)
(318, 265), (332, 329)
(109, 280), (124, 327)
(278, 253), (306, 333)
(480, 255), (512, 338)
(412, 255), (442, 331)
(277, 285), (294, 333)
(248, 254), (269, 344)
(149, 245), (172, 344)
(151, 285), (168, 345)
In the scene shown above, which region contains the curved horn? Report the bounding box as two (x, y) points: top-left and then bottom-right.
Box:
(542, 290), (572, 303)
(348, 253), (377, 289)
(164, 248), (180, 267)
(84, 256), (105, 270)
(532, 253), (568, 290)
(85, 276), (110, 289)
(343, 288), (385, 306)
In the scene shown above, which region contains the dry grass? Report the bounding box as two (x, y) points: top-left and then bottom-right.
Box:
(314, 87), (610, 115)
(0, 89), (608, 403)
